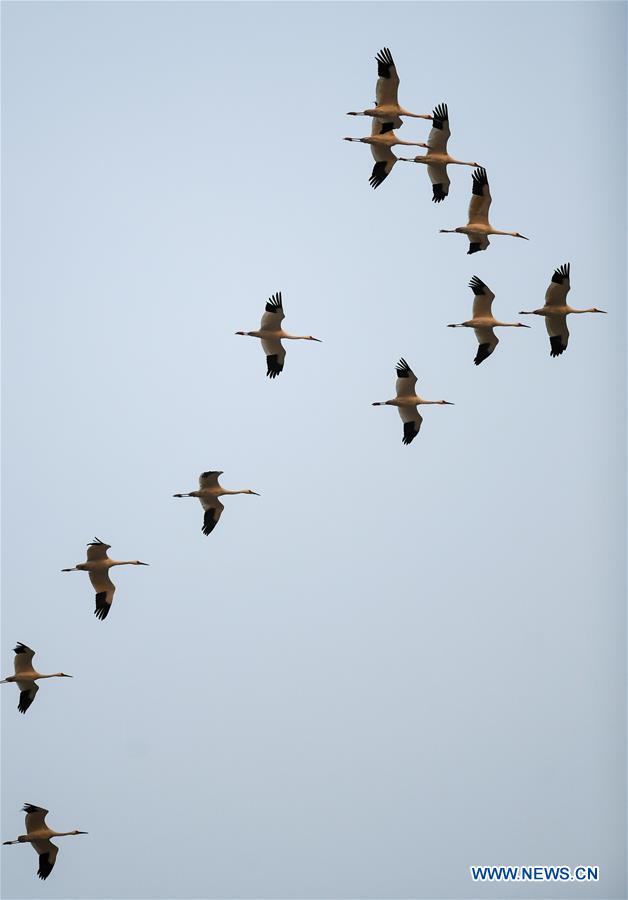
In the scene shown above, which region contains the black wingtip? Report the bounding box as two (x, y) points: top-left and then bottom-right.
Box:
(37, 853), (54, 880)
(551, 263), (570, 284)
(467, 242), (483, 255)
(369, 160), (390, 189)
(94, 591), (110, 621)
(395, 357), (412, 378)
(432, 183), (447, 203)
(471, 167), (488, 196)
(266, 354), (283, 379)
(264, 292), (283, 313)
(431, 102), (448, 126)
(375, 47), (395, 72)
(474, 342), (493, 365)
(402, 421), (418, 445)
(550, 335), (566, 357)
(468, 275), (486, 294)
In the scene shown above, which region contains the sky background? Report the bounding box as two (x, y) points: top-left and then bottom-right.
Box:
(1, 2), (626, 898)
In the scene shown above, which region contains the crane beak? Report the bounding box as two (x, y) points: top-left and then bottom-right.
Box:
(517, 234), (530, 240)
(137, 561), (150, 566)
(442, 401), (455, 405)
(251, 491), (260, 496)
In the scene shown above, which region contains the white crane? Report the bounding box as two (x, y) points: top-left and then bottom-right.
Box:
(519, 263), (607, 356)
(236, 292), (320, 378)
(1, 643), (72, 714)
(447, 276), (530, 365)
(397, 103), (481, 202)
(344, 117), (423, 189)
(173, 470), (260, 536)
(372, 358), (454, 445)
(440, 167), (529, 253)
(3, 804), (87, 880)
(347, 47), (432, 128)
(61, 537), (149, 621)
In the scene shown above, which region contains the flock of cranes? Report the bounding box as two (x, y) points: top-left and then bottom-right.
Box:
(2, 45), (607, 884)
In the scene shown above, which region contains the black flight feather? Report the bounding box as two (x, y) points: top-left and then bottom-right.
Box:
(396, 358), (412, 378)
(375, 47), (395, 78)
(94, 592), (110, 621)
(369, 160), (390, 189)
(550, 335), (566, 357)
(431, 102), (448, 129)
(402, 421), (419, 445)
(266, 355), (283, 379)
(551, 263), (570, 284)
(264, 292), (283, 313)
(474, 342), (493, 366)
(18, 690), (35, 714)
(202, 508), (219, 536)
(469, 276), (487, 295)
(38, 853), (55, 880)
(471, 167), (488, 196)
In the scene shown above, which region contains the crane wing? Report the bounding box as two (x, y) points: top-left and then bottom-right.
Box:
(545, 263), (570, 307)
(17, 681), (39, 714)
(546, 315), (569, 357)
(398, 406), (422, 445)
(375, 47), (400, 107)
(426, 163), (450, 202)
(473, 327), (499, 365)
(23, 804), (49, 833)
(395, 357), (418, 397)
(369, 144), (397, 189)
(427, 103), (450, 153)
(370, 117), (396, 137)
(260, 292), (284, 330)
(32, 839), (58, 881)
(86, 539), (110, 561)
(200, 497), (224, 536)
(89, 570), (115, 621)
(261, 337), (285, 379)
(199, 471), (222, 489)
(467, 233), (490, 254)
(13, 642), (35, 674)
(469, 276), (495, 317)
(468, 167), (491, 226)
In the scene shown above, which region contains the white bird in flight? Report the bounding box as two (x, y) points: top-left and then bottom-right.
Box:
(344, 117), (425, 189)
(372, 358), (454, 445)
(1, 643), (72, 713)
(3, 804), (87, 881)
(439, 167), (529, 252)
(173, 470), (260, 536)
(518, 263), (606, 356)
(347, 47), (432, 129)
(236, 292), (321, 378)
(61, 538), (149, 620)
(448, 276), (530, 365)
(397, 103), (481, 202)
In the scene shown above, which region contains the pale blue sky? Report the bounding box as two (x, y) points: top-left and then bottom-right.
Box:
(1, 2), (626, 898)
